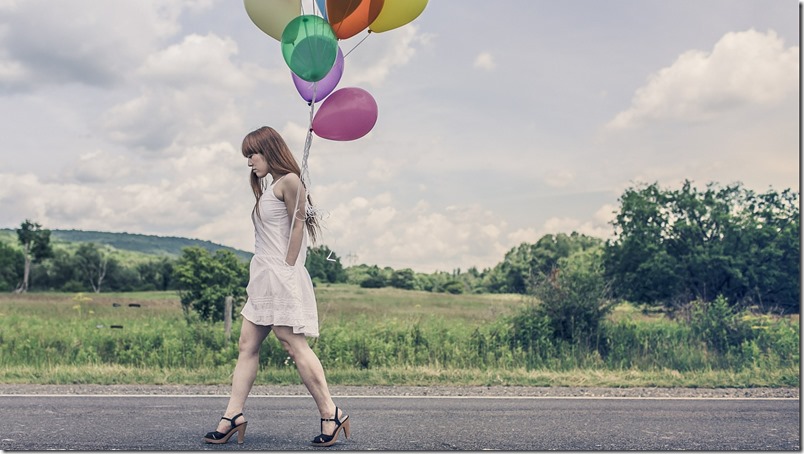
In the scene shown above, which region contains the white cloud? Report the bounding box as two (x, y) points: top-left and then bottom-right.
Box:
(318, 196), (515, 271)
(102, 33), (256, 151)
(139, 34), (251, 91)
(367, 157), (396, 181)
(0, 141), (252, 239)
(0, 0), (204, 90)
(473, 52), (496, 71)
(507, 203), (616, 247)
(607, 29), (797, 129)
(66, 149), (132, 183)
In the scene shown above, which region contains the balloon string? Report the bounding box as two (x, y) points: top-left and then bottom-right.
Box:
(286, 83), (317, 261)
(301, 82), (317, 192)
(343, 30), (372, 58)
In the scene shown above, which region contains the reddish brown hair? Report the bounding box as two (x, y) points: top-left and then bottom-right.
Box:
(242, 126), (319, 244)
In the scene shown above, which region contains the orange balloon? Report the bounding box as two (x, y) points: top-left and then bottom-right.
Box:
(326, 0), (384, 40)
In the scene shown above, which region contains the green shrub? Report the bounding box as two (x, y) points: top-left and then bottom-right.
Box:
(685, 295), (754, 354)
(530, 248), (614, 349)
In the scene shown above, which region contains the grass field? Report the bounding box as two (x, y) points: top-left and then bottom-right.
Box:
(0, 286), (798, 387)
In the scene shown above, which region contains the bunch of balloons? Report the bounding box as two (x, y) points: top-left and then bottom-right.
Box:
(244, 0), (428, 141)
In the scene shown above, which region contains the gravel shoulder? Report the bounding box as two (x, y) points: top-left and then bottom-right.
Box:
(0, 384), (798, 399)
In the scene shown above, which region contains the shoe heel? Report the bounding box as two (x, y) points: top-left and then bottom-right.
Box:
(342, 418), (350, 439)
(237, 422), (248, 444)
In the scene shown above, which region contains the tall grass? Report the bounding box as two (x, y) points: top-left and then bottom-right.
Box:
(0, 288), (798, 387)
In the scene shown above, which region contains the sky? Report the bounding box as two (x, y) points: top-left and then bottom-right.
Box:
(0, 0), (799, 273)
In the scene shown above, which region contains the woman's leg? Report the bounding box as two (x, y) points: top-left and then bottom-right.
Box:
(215, 318), (272, 432)
(272, 325), (344, 435)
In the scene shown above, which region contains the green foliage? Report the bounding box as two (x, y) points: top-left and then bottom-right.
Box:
(530, 247), (613, 348)
(172, 247), (248, 321)
(73, 243), (112, 293)
(0, 242), (23, 291)
(355, 265), (388, 288)
(134, 258), (175, 291)
(603, 319), (706, 371)
(390, 268), (416, 290)
(0, 291), (798, 387)
(685, 295), (754, 355)
(604, 181), (800, 312)
(442, 280), (465, 294)
(17, 220), (53, 262)
(306, 245), (347, 284)
(485, 232), (602, 293)
(15, 219), (53, 292)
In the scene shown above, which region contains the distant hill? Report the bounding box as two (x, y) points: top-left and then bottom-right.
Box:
(0, 228), (253, 261)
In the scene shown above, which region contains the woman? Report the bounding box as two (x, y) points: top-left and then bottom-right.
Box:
(203, 126), (349, 447)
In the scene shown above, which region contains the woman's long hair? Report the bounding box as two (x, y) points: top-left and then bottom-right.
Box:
(242, 126), (320, 244)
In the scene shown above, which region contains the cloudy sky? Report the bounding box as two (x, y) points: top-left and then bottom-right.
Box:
(0, 0), (799, 272)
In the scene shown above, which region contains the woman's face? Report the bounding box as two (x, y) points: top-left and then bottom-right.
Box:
(247, 152), (270, 178)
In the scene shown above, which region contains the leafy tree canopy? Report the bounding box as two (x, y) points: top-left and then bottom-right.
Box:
(604, 181), (799, 313)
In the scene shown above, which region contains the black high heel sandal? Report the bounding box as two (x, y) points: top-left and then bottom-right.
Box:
(311, 407), (350, 447)
(202, 413), (248, 444)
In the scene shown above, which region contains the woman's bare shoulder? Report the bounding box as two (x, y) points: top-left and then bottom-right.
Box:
(276, 173), (304, 198)
(277, 172), (301, 189)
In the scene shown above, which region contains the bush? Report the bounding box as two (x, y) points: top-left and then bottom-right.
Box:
(684, 295), (755, 355)
(530, 248), (613, 349)
(443, 280), (464, 294)
(360, 275), (386, 288)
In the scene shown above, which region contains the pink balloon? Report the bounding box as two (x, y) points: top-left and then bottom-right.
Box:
(312, 87), (378, 141)
(292, 47), (344, 103)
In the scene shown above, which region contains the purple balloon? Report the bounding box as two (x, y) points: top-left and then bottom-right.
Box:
(312, 87), (378, 141)
(292, 46), (344, 103)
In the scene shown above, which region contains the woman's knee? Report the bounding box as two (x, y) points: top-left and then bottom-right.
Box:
(274, 327), (307, 359)
(238, 337), (260, 357)
(237, 319), (270, 356)
(238, 331), (265, 356)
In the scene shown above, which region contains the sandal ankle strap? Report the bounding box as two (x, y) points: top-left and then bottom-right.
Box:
(321, 408), (342, 423)
(221, 413), (244, 429)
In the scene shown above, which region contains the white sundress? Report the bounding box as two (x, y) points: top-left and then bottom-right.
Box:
(240, 178), (319, 337)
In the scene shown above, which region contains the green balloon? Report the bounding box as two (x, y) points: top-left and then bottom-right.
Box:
(281, 15), (338, 83)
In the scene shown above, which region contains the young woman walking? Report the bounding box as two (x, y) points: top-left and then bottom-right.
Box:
(202, 126), (349, 447)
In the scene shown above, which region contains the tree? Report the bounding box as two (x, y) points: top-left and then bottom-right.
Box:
(443, 280), (465, 294)
(390, 268), (416, 290)
(530, 246), (613, 348)
(74, 243), (110, 293)
(358, 265), (387, 288)
(306, 245), (347, 283)
(738, 187), (799, 312)
(136, 258), (174, 291)
(604, 181), (800, 313)
(485, 232), (602, 294)
(15, 220), (53, 293)
(0, 242), (24, 291)
(173, 247), (247, 321)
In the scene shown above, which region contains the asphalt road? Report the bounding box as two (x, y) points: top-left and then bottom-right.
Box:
(0, 394), (799, 451)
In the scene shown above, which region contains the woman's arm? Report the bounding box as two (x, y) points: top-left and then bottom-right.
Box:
(278, 173), (306, 266)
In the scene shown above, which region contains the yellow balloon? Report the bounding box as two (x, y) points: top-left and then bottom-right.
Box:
(368, 0), (427, 33)
(244, 0), (301, 41)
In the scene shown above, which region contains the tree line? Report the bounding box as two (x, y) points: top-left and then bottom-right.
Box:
(1, 180), (798, 316)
